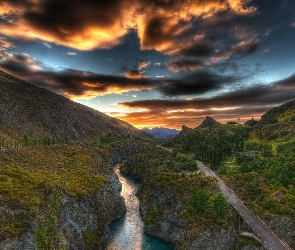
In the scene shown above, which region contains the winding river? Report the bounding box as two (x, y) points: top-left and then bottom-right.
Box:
(107, 167), (174, 250)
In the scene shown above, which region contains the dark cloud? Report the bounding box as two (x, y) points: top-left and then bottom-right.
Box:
(273, 74), (295, 89)
(139, 15), (182, 51)
(24, 0), (122, 31)
(165, 58), (204, 72)
(0, 0), (32, 9)
(125, 70), (142, 79)
(0, 54), (37, 76)
(1, 54), (242, 98)
(157, 72), (240, 96)
(0, 0), (136, 50)
(178, 42), (214, 58)
(119, 73), (295, 110)
(116, 74), (295, 128)
(0, 54), (155, 98)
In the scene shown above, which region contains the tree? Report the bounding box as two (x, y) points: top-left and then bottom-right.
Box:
(214, 194), (228, 216)
(244, 118), (258, 126)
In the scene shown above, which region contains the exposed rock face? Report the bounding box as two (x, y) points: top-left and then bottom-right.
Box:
(266, 216), (295, 249)
(0, 166), (126, 250)
(140, 190), (188, 244)
(59, 182), (125, 250)
(186, 227), (236, 250)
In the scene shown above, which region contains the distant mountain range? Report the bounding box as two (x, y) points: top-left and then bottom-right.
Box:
(142, 127), (179, 139)
(0, 70), (150, 142)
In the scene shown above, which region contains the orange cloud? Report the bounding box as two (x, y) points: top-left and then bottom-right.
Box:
(125, 70), (142, 79)
(0, 0), (257, 54)
(110, 107), (265, 129)
(137, 0), (257, 54)
(0, 36), (14, 59)
(137, 61), (150, 70)
(0, 0), (138, 50)
(137, 14), (188, 52)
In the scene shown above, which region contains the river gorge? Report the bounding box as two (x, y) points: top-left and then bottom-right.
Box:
(107, 166), (174, 250)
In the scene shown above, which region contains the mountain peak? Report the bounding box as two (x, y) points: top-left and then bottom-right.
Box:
(198, 116), (220, 128)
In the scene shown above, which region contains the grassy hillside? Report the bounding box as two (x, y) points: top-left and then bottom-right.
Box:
(250, 100), (295, 141)
(0, 70), (150, 143)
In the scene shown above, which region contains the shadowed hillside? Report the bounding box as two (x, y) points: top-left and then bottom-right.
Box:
(0, 70), (150, 142)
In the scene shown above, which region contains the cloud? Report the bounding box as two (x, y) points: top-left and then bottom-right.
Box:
(117, 73), (295, 128)
(0, 0), (273, 71)
(0, 53), (245, 99)
(0, 54), (155, 99)
(178, 42), (215, 58)
(44, 43), (52, 49)
(165, 58), (205, 72)
(137, 0), (259, 59)
(0, 0), (138, 50)
(0, 36), (14, 60)
(137, 61), (150, 70)
(0, 53), (43, 73)
(125, 70), (142, 79)
(110, 106), (268, 129)
(157, 71), (241, 96)
(119, 81), (295, 110)
(67, 52), (76, 56)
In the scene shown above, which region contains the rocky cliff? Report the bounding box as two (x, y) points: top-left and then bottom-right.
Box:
(0, 145), (126, 250)
(264, 216), (295, 249)
(0, 182), (125, 250)
(138, 177), (237, 250)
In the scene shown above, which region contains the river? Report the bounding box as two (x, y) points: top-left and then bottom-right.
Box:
(107, 166), (174, 250)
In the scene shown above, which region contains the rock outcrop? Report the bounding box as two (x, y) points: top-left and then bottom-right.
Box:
(59, 182), (125, 250)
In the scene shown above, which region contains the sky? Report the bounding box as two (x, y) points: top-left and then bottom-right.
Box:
(0, 0), (295, 129)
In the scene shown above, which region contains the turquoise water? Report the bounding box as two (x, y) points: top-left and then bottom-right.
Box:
(107, 167), (174, 250)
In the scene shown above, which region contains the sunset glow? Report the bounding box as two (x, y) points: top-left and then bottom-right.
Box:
(0, 0), (294, 129)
